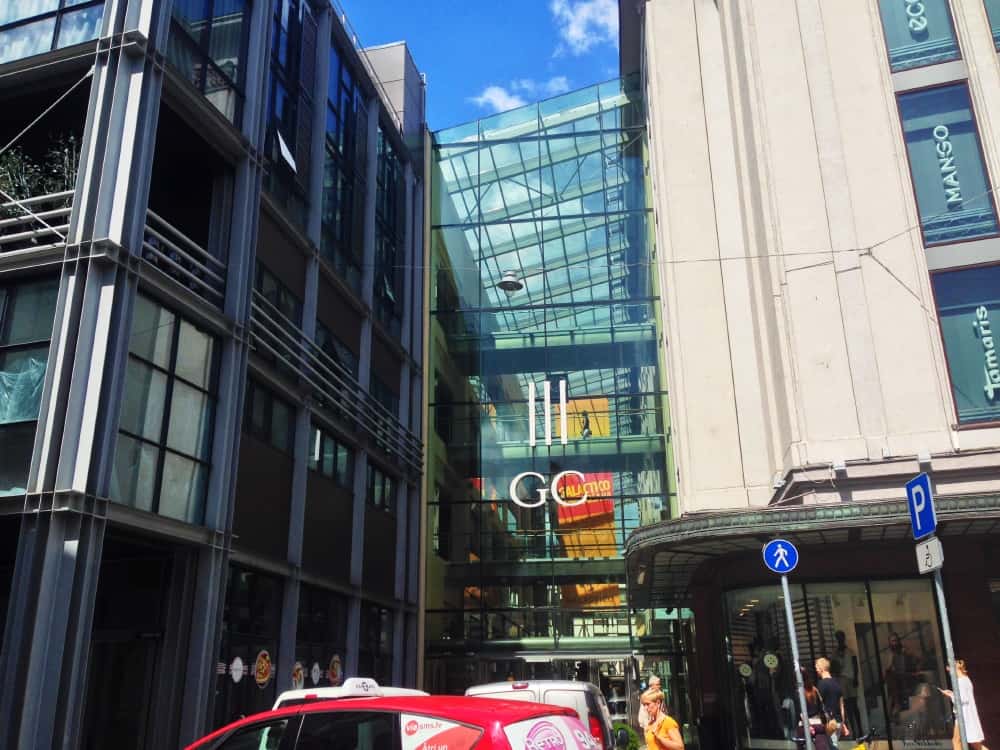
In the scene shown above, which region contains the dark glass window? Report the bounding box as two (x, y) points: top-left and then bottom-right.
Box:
(244, 379), (294, 452)
(112, 294), (218, 524)
(214, 565), (283, 729)
(366, 464), (395, 513)
(877, 0), (960, 71)
(374, 126), (404, 333)
(898, 83), (999, 246)
(931, 264), (1000, 425)
(358, 603), (394, 684)
(0, 1), (104, 66)
(315, 320), (358, 377)
(0, 278), (58, 496)
(298, 712), (398, 750)
(255, 261), (302, 327)
(264, 0), (314, 230)
(370, 373), (399, 418)
(320, 42), (365, 293)
(294, 584), (349, 689)
(167, 0), (251, 123)
(308, 422), (352, 487)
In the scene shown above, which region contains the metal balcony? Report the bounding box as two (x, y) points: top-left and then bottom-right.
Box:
(141, 209), (226, 307)
(0, 190), (73, 257)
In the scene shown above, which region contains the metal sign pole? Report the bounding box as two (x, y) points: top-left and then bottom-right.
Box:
(781, 573), (812, 750)
(933, 568), (968, 750)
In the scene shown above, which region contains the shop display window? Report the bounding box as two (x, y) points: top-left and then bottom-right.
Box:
(726, 579), (951, 748)
(877, 0), (960, 71)
(931, 264), (1000, 425)
(898, 84), (999, 246)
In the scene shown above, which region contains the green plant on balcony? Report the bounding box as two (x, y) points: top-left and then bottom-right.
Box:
(0, 133), (80, 220)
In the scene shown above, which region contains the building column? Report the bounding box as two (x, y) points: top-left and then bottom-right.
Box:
(346, 95), (381, 676)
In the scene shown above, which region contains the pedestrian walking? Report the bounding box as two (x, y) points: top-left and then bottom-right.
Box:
(640, 687), (684, 750)
(816, 657), (848, 747)
(799, 668), (833, 750)
(940, 659), (990, 750)
(638, 675), (662, 730)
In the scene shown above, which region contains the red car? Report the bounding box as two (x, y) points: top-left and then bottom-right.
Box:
(186, 694), (613, 750)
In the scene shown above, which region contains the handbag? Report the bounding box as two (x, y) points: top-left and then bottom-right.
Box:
(817, 690), (838, 737)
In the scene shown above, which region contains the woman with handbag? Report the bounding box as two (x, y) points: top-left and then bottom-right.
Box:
(799, 668), (832, 750)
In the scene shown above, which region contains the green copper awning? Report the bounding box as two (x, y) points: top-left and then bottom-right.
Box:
(624, 494), (1000, 609)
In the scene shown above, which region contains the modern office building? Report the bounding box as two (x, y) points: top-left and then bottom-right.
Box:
(622, 0), (1000, 747)
(0, 1), (425, 747)
(424, 75), (693, 722)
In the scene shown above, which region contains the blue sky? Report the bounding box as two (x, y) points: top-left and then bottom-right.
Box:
(335, 0), (620, 131)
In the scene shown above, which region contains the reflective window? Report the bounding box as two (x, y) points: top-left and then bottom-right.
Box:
(255, 261), (302, 327)
(112, 294), (217, 524)
(726, 580), (950, 748)
(315, 320), (358, 377)
(264, 0), (313, 230)
(374, 126), (404, 333)
(0, 1), (104, 66)
(244, 379), (294, 453)
(321, 42), (365, 293)
(366, 463), (395, 512)
(985, 0), (1000, 50)
(308, 422), (352, 487)
(898, 83), (999, 245)
(0, 278), (58, 496)
(878, 0), (960, 71)
(167, 0), (251, 123)
(931, 264), (1000, 424)
(214, 719), (289, 750)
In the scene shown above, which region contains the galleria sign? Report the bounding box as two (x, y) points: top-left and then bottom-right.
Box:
(509, 470), (590, 508)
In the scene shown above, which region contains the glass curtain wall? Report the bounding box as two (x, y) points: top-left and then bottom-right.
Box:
(0, 1), (104, 66)
(426, 76), (675, 692)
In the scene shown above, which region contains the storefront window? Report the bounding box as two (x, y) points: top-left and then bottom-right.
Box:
(931, 264), (1000, 425)
(293, 584), (348, 690)
(898, 84), (999, 246)
(214, 566), (282, 729)
(878, 0), (960, 71)
(726, 579), (950, 748)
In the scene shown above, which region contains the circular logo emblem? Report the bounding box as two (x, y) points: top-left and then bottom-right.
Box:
(229, 656), (245, 685)
(328, 654), (342, 686)
(763, 653), (779, 670)
(291, 661), (305, 689)
(738, 663), (753, 678)
(525, 720), (566, 750)
(405, 720), (420, 736)
(311, 661), (322, 686)
(254, 650), (272, 688)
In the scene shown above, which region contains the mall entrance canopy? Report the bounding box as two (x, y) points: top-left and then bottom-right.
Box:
(624, 494), (1000, 609)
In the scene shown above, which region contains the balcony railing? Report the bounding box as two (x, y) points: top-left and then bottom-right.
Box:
(249, 291), (423, 476)
(142, 209), (226, 307)
(0, 190), (73, 255)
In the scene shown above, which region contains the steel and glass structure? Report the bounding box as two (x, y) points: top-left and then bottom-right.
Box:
(426, 77), (686, 701)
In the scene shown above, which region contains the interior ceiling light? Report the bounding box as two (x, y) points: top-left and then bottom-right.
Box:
(497, 270), (524, 297)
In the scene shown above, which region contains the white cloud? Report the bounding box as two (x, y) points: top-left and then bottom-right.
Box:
(469, 85), (527, 113)
(550, 0), (618, 56)
(543, 76), (571, 95)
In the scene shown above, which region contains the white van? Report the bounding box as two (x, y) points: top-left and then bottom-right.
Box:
(465, 680), (615, 749)
(273, 677), (428, 709)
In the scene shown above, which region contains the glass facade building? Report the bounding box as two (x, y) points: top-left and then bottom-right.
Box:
(427, 76), (685, 704)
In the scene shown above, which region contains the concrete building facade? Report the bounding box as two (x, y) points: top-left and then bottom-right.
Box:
(624, 0), (1000, 747)
(0, 1), (425, 747)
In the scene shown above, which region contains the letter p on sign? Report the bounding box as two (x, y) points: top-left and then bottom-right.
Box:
(905, 473), (937, 540)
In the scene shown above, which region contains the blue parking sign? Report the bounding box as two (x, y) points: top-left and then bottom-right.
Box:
(905, 473), (937, 540)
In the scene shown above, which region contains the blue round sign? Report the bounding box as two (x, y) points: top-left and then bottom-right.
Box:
(762, 538), (799, 574)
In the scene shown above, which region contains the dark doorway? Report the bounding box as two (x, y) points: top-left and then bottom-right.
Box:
(80, 535), (176, 750)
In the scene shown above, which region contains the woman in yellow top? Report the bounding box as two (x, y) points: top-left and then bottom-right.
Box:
(640, 688), (685, 750)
